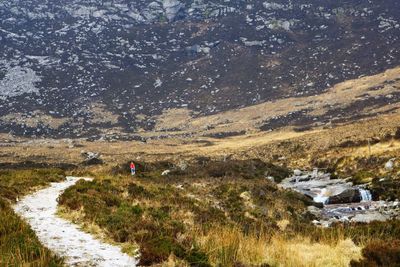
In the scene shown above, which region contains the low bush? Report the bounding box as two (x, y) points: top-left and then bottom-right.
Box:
(351, 239), (400, 267)
(0, 168), (65, 200)
(58, 178), (212, 265)
(57, 159), (400, 266)
(370, 177), (400, 201)
(351, 170), (375, 185)
(111, 159), (290, 182)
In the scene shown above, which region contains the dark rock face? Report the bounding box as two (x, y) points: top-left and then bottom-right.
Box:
(327, 189), (361, 204)
(0, 0), (400, 138)
(82, 157), (104, 166)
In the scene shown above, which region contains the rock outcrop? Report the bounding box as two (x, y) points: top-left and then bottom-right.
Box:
(81, 151), (103, 165)
(281, 169), (399, 227)
(326, 189), (361, 204)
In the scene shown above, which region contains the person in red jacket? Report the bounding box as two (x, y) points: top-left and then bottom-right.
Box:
(130, 162), (136, 176)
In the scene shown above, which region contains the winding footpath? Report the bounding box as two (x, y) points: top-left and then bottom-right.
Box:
(13, 176), (138, 267)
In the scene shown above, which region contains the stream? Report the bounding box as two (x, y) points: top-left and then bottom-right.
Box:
(280, 169), (400, 227)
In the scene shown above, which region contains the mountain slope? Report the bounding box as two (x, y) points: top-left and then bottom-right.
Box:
(0, 0), (399, 138)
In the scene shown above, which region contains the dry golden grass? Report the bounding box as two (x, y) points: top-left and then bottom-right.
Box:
(154, 108), (193, 131)
(196, 225), (269, 266)
(1, 110), (400, 170)
(2, 73), (400, 266)
(0, 110), (68, 129)
(0, 127), (315, 166)
(149, 66), (400, 134)
(265, 236), (362, 267)
(1, 67), (400, 169)
(161, 254), (190, 267)
(195, 225), (362, 267)
(352, 140), (400, 157)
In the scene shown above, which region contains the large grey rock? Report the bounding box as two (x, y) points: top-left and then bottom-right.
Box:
(162, 0), (185, 21)
(327, 189), (361, 204)
(351, 212), (389, 223)
(293, 169), (302, 176)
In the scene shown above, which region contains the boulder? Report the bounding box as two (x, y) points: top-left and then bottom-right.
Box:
(162, 0), (185, 21)
(385, 158), (395, 171)
(266, 176), (275, 182)
(327, 188), (361, 204)
(81, 151), (103, 165)
(81, 151), (100, 159)
(351, 212), (389, 223)
(293, 169), (302, 176)
(161, 170), (171, 176)
(296, 175), (311, 182)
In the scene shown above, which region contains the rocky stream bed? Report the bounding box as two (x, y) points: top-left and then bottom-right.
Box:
(280, 169), (400, 227)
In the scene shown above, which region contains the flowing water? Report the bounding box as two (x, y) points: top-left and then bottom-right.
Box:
(280, 169), (399, 227)
(360, 189), (372, 202)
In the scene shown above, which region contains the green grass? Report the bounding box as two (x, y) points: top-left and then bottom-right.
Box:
(57, 159), (309, 265)
(0, 168), (65, 266)
(0, 168), (65, 200)
(351, 170), (375, 185)
(58, 178), (211, 265)
(56, 159), (400, 266)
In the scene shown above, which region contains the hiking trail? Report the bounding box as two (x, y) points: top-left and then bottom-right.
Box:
(14, 176), (138, 267)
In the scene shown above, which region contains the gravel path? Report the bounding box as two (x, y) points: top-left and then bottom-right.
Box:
(13, 176), (138, 267)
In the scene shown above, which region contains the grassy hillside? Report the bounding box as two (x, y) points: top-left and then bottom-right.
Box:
(58, 159), (400, 266)
(1, 112), (400, 266)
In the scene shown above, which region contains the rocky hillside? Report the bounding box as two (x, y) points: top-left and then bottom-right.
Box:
(0, 0), (399, 138)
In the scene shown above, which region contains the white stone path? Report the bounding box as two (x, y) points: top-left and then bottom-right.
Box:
(14, 176), (138, 267)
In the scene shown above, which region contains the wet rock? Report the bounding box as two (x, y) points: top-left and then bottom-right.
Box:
(283, 170), (399, 226)
(327, 189), (361, 204)
(296, 175), (312, 182)
(311, 201), (324, 208)
(293, 169), (302, 176)
(308, 205), (322, 216)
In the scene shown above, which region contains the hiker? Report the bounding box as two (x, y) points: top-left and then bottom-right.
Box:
(130, 162), (136, 176)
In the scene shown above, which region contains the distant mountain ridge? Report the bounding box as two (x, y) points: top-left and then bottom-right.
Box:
(0, 0), (399, 138)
